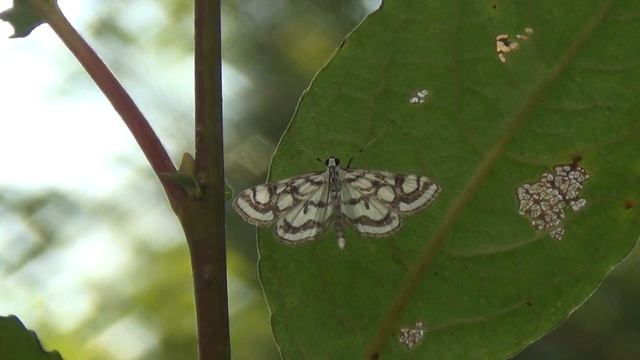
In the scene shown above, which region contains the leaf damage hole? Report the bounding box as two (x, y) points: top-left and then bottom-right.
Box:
(409, 89), (430, 104)
(398, 321), (425, 349)
(516, 162), (590, 240)
(496, 27), (534, 63)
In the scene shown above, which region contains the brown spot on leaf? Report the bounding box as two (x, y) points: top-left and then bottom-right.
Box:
(624, 199), (636, 209)
(571, 154), (584, 164)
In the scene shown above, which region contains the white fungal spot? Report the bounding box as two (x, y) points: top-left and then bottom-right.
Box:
(496, 27), (534, 63)
(516, 162), (590, 240)
(398, 321), (425, 349)
(409, 89), (430, 104)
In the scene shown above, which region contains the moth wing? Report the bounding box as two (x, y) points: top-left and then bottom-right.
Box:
(274, 177), (333, 243)
(341, 169), (440, 237)
(341, 171), (401, 237)
(232, 171), (326, 226)
(392, 173), (440, 214)
(356, 170), (440, 214)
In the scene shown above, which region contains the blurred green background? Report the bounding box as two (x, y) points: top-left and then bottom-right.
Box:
(0, 1), (638, 359)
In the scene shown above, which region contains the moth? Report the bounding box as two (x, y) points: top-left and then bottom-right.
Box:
(232, 157), (440, 249)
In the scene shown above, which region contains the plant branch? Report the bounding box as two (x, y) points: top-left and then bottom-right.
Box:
(178, 0), (231, 359)
(26, 0), (184, 209)
(20, 1), (229, 358)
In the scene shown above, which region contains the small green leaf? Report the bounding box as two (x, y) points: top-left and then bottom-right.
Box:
(160, 172), (202, 199)
(0, 315), (63, 360)
(178, 152), (196, 176)
(0, 0), (55, 38)
(258, 0), (640, 358)
(162, 154), (232, 200)
(224, 180), (234, 202)
(159, 153), (203, 199)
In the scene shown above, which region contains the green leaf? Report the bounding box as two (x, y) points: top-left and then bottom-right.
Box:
(160, 172), (202, 199)
(257, 0), (640, 358)
(177, 152), (196, 176)
(160, 153), (202, 199)
(0, 1), (55, 38)
(224, 180), (234, 202)
(161, 153), (233, 200)
(0, 315), (63, 360)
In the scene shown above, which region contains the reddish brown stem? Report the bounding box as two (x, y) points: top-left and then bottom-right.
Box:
(28, 0), (184, 209)
(181, 0), (231, 358)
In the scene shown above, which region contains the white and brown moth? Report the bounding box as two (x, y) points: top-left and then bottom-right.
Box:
(232, 157), (440, 249)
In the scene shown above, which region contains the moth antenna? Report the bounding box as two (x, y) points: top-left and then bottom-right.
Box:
(297, 144), (324, 164)
(346, 128), (390, 169)
(346, 157), (354, 169)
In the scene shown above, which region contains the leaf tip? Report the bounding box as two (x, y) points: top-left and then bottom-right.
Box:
(0, 315), (64, 360)
(0, 1), (50, 39)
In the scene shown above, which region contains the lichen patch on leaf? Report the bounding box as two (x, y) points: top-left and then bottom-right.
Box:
(398, 321), (425, 349)
(409, 89), (430, 104)
(516, 162), (590, 240)
(496, 27), (534, 63)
